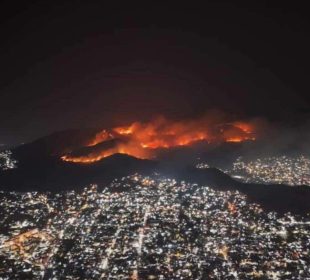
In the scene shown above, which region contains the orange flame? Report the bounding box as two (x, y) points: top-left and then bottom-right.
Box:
(61, 116), (256, 163)
(87, 130), (113, 146)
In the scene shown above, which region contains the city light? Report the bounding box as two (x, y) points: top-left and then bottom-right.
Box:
(0, 150), (17, 170)
(0, 174), (309, 279)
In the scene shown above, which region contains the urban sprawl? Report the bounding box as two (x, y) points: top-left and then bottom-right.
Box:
(0, 174), (310, 279)
(197, 155), (310, 186)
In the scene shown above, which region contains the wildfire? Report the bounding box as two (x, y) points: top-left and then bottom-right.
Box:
(87, 130), (113, 146)
(61, 116), (256, 163)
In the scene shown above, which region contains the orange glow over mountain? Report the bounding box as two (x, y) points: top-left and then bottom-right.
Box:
(61, 116), (256, 163)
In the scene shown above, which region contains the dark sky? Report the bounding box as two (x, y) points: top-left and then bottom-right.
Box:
(0, 1), (310, 145)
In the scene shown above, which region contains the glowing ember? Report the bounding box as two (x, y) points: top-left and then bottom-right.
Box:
(61, 116), (256, 163)
(226, 137), (255, 143)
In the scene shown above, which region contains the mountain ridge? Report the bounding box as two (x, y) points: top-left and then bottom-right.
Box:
(1, 130), (310, 214)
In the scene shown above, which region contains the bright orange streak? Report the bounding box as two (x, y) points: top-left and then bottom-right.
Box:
(87, 130), (112, 146)
(61, 150), (116, 163)
(226, 136), (256, 143)
(226, 138), (242, 143)
(113, 123), (138, 135)
(232, 121), (253, 134)
(61, 116), (257, 163)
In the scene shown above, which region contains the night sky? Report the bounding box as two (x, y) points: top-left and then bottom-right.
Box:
(1, 2), (309, 145)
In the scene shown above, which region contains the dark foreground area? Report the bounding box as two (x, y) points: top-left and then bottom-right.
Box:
(1, 152), (310, 215)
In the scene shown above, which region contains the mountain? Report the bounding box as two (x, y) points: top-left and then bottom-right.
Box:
(1, 129), (310, 214)
(65, 139), (122, 158)
(176, 167), (310, 215)
(11, 129), (98, 161)
(0, 152), (157, 192)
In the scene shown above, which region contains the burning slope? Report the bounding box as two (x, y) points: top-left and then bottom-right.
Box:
(61, 116), (256, 163)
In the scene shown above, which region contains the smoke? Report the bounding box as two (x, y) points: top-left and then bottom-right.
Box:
(242, 117), (310, 158)
(200, 115), (310, 168)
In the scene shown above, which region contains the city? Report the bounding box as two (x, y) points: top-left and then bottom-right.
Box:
(228, 155), (310, 186)
(0, 174), (309, 279)
(197, 155), (310, 186)
(1, 2), (310, 279)
(0, 150), (17, 171)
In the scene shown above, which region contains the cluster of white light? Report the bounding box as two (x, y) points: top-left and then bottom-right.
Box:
(0, 175), (309, 279)
(196, 155), (310, 186)
(0, 150), (17, 170)
(196, 162), (209, 169)
(229, 155), (310, 186)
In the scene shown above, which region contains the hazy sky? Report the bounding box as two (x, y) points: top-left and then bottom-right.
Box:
(0, 2), (309, 144)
